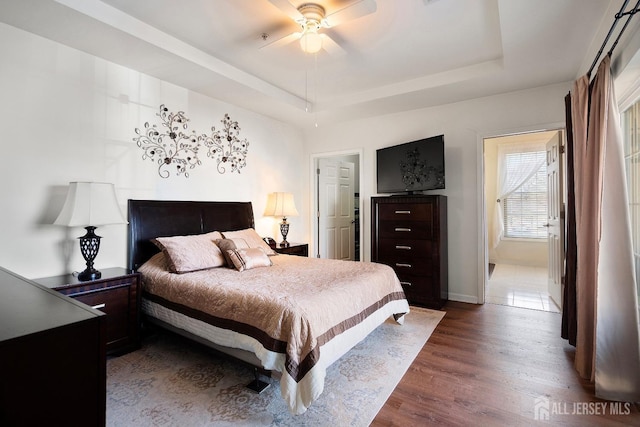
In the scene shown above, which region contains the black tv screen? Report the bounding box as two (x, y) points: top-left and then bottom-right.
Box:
(376, 135), (445, 194)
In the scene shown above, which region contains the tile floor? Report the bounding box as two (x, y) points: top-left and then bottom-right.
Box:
(486, 263), (561, 313)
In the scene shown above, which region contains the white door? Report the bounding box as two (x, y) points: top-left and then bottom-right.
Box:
(317, 159), (355, 260)
(546, 132), (564, 306)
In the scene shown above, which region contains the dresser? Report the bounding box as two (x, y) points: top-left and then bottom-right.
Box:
(371, 195), (448, 309)
(34, 267), (141, 355)
(0, 266), (106, 426)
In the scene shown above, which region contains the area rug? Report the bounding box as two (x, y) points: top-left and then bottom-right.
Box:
(106, 307), (445, 426)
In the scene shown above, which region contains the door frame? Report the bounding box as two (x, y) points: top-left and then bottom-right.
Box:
(476, 122), (565, 304)
(310, 148), (364, 260)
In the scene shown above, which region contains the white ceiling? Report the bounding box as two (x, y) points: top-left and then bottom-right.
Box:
(0, 0), (635, 129)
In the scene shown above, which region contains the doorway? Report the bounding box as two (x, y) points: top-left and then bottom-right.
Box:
(483, 130), (563, 313)
(312, 151), (362, 260)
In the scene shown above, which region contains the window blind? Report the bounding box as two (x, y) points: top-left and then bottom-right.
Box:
(503, 151), (548, 239)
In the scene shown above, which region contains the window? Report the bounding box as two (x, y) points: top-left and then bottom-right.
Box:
(621, 100), (640, 301)
(502, 151), (548, 239)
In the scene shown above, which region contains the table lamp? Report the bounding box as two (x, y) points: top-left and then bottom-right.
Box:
(264, 192), (299, 248)
(54, 182), (127, 281)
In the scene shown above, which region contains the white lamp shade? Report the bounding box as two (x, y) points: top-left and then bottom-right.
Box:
(264, 192), (299, 218)
(54, 182), (127, 227)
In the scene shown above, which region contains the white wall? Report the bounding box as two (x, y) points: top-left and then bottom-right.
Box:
(0, 23), (305, 279)
(0, 20), (575, 302)
(304, 83), (570, 302)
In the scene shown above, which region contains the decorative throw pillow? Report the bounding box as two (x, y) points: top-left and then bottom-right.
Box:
(215, 238), (250, 268)
(222, 228), (277, 256)
(226, 247), (272, 272)
(153, 231), (224, 273)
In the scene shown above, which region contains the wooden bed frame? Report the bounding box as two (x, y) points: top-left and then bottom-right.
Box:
(127, 199), (255, 272)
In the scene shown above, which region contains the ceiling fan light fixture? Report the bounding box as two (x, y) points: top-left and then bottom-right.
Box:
(297, 3), (325, 54)
(300, 29), (322, 53)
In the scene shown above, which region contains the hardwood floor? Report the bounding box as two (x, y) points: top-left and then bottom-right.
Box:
(372, 302), (640, 426)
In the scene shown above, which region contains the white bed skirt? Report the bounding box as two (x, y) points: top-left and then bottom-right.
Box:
(142, 298), (409, 414)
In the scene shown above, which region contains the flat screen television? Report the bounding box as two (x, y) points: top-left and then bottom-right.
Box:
(376, 135), (445, 194)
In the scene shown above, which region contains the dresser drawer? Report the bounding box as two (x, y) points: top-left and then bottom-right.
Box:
(383, 257), (434, 276)
(395, 273), (443, 307)
(377, 202), (434, 221)
(74, 286), (131, 349)
(377, 219), (433, 240)
(376, 238), (433, 260)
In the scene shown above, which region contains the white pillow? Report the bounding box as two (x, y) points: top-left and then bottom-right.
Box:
(153, 231), (224, 273)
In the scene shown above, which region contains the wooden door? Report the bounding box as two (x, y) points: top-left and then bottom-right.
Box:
(317, 158), (355, 260)
(546, 132), (564, 306)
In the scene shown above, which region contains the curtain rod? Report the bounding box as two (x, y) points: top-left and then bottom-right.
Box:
(587, 0), (640, 77)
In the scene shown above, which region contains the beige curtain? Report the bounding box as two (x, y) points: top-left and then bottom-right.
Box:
(570, 55), (640, 400)
(571, 68), (599, 381)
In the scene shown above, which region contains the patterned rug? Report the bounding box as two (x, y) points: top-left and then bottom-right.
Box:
(106, 307), (445, 426)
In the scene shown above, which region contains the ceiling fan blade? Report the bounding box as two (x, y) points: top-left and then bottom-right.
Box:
(260, 31), (301, 49)
(324, 0), (377, 27)
(320, 34), (347, 56)
(267, 0), (303, 21)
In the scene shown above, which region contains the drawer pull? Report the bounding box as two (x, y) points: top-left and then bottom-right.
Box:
(400, 281), (412, 287)
(91, 303), (106, 310)
(395, 227), (412, 232)
(395, 245), (412, 250)
(395, 210), (411, 214)
(396, 263), (412, 268)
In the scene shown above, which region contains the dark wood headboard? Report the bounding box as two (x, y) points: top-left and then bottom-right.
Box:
(127, 200), (255, 271)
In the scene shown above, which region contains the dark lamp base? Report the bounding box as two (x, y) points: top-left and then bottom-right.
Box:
(279, 218), (291, 249)
(78, 268), (102, 282)
(77, 226), (102, 282)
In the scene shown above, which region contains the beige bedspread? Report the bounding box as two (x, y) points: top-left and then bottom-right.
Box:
(139, 252), (409, 413)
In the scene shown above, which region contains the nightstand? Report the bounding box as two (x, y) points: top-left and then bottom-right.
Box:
(274, 243), (308, 257)
(34, 267), (141, 355)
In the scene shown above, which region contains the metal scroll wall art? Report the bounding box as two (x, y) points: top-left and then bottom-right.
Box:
(400, 148), (444, 189)
(134, 105), (249, 178)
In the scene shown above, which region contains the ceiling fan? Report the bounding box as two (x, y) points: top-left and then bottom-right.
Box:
(262, 0), (377, 55)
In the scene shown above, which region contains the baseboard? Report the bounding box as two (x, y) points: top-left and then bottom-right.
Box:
(448, 293), (479, 304)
